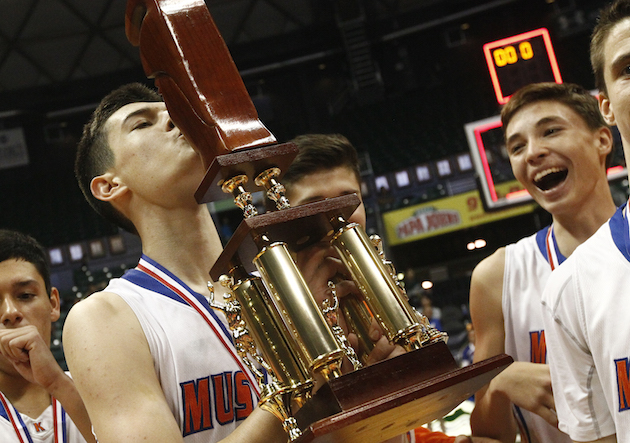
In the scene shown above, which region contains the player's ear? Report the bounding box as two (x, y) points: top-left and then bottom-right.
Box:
(599, 92), (616, 126)
(596, 126), (614, 159)
(90, 172), (128, 203)
(49, 287), (61, 322)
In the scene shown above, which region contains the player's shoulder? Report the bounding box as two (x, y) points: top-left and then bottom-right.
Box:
(65, 288), (135, 330)
(559, 219), (615, 275)
(577, 218), (615, 255)
(470, 247), (506, 306)
(472, 247), (505, 281)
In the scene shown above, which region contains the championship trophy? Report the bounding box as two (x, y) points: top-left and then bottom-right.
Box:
(125, 1), (512, 441)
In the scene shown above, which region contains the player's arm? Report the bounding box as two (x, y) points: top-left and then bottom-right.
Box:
(469, 248), (517, 443)
(38, 366), (96, 443)
(214, 407), (287, 443)
(63, 291), (186, 443)
(470, 249), (559, 442)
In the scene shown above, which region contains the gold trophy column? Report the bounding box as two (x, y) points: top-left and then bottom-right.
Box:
(254, 239), (345, 382)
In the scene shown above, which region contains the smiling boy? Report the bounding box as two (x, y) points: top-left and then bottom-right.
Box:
(469, 82), (616, 443)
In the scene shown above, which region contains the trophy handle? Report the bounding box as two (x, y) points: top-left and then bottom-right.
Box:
(219, 267), (314, 401)
(329, 219), (438, 351)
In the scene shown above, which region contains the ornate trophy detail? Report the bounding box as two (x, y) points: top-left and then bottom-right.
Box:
(255, 167), (291, 210)
(335, 285), (375, 365)
(328, 216), (427, 351)
(252, 234), (345, 383)
(322, 281), (362, 371)
(213, 277), (268, 385)
(221, 175), (258, 218)
(369, 234), (448, 345)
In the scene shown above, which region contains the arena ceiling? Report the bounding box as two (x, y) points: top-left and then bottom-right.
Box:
(0, 0), (314, 93)
(0, 0), (534, 101)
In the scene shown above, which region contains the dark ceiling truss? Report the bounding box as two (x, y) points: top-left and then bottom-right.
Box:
(225, 0), (258, 45)
(371, 0), (402, 15)
(221, 0), (313, 46)
(0, 0), (138, 93)
(0, 0), (54, 89)
(56, 0), (137, 83)
(264, 0), (309, 28)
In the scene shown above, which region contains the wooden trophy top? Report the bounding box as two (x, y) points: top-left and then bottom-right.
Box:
(125, 0), (282, 200)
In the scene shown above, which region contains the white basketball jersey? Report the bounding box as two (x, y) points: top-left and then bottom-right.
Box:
(543, 203), (630, 442)
(0, 393), (86, 443)
(106, 255), (260, 443)
(503, 227), (571, 443)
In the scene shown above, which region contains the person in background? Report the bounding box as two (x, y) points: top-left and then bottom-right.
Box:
(460, 322), (475, 368)
(419, 294), (442, 331)
(284, 132), (500, 443)
(542, 1), (630, 441)
(0, 229), (95, 443)
(469, 82), (616, 443)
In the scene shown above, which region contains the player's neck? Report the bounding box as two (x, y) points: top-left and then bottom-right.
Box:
(138, 205), (222, 295)
(0, 371), (50, 418)
(552, 194), (616, 257)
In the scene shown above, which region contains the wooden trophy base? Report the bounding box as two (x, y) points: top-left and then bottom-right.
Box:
(294, 341), (512, 443)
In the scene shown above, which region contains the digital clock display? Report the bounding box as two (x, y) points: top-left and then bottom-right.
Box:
(483, 28), (563, 104)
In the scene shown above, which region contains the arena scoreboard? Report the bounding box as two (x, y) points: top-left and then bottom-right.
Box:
(483, 28), (563, 104)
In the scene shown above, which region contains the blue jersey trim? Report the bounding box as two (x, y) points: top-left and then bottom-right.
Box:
(610, 202), (630, 263)
(123, 269), (188, 306)
(0, 400), (8, 422)
(535, 225), (551, 264)
(513, 405), (531, 443)
(535, 224), (567, 266)
(16, 412), (34, 443)
(61, 403), (68, 443)
(123, 255), (234, 343)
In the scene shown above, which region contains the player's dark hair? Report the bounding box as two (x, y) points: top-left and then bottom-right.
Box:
(501, 82), (612, 168)
(591, 0), (630, 94)
(75, 83), (163, 235)
(502, 82), (607, 131)
(0, 229), (51, 296)
(283, 133), (361, 192)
